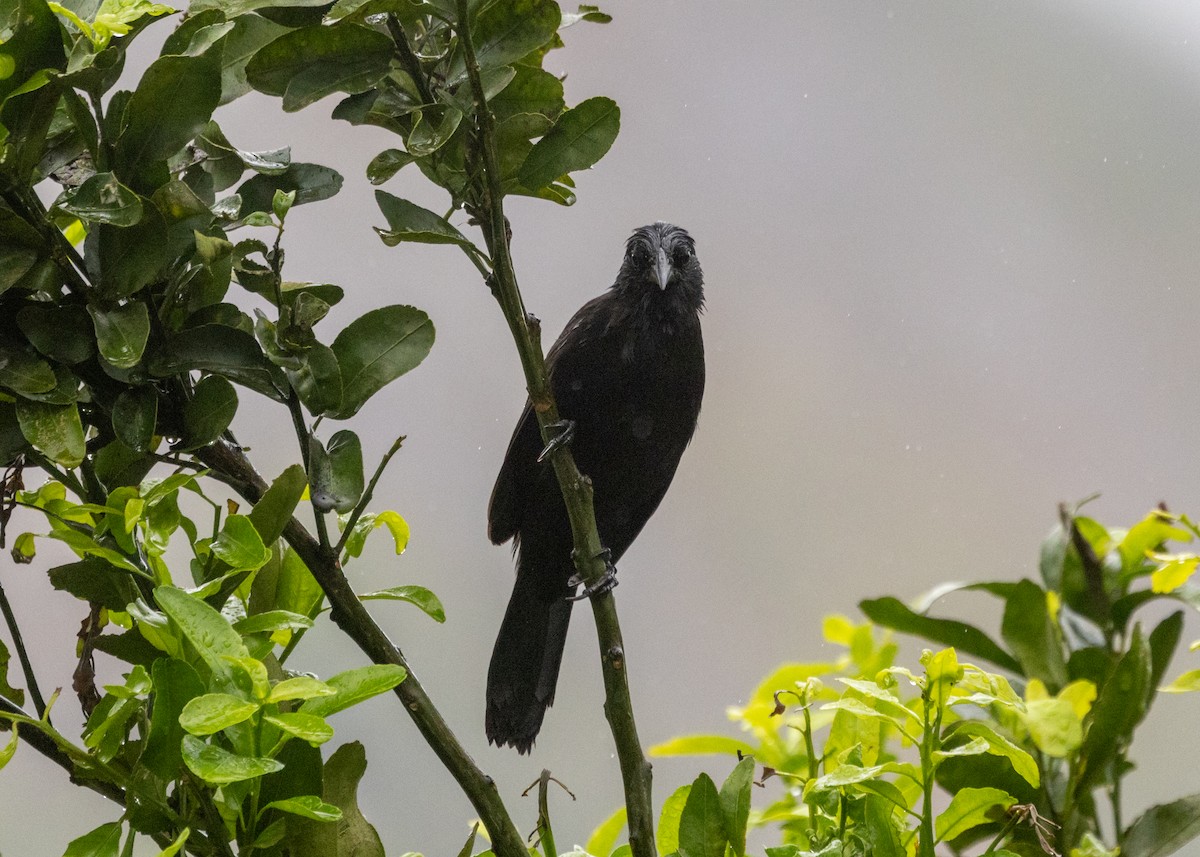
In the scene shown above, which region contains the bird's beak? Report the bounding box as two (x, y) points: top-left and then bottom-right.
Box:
(655, 246), (672, 290)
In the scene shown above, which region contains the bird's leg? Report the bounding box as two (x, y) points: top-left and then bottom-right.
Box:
(567, 547), (618, 601)
(536, 419), (576, 464)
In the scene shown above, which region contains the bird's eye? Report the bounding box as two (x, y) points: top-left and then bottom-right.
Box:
(630, 245), (650, 267)
(672, 246), (691, 267)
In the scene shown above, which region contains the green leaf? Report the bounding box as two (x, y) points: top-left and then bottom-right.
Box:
(490, 64), (565, 122)
(300, 664), (406, 718)
(0, 723), (16, 770)
(111, 387), (157, 453)
(48, 558), (137, 612)
(179, 692), (260, 735)
(312, 741), (384, 856)
(657, 783), (691, 857)
(373, 191), (471, 247)
(310, 429), (362, 514)
(268, 676), (335, 703)
(1122, 794), (1200, 857)
(248, 464), (307, 546)
(366, 148), (415, 185)
(679, 773), (725, 857)
(234, 610), (312, 635)
(150, 324), (283, 401)
(263, 712), (334, 746)
(181, 734), (283, 784)
(1148, 610), (1184, 692)
(62, 822), (123, 857)
(359, 585), (443, 622)
(88, 302), (150, 369)
(114, 54), (221, 178)
(935, 786), (1015, 842)
(949, 721), (1040, 787)
(287, 341), (342, 416)
(155, 585), (249, 675)
(59, 172), (143, 226)
(859, 597), (1021, 673)
(142, 658), (204, 779)
(1001, 579), (1068, 688)
(0, 637), (25, 705)
(264, 794), (342, 821)
(330, 304), (434, 418)
(153, 828), (191, 857)
(0, 345), (56, 394)
(16, 401), (85, 467)
(586, 807), (627, 857)
(518, 96), (620, 191)
(16, 306), (95, 365)
(237, 163), (342, 215)
(182, 374), (237, 448)
(246, 23), (393, 112)
(649, 734), (756, 758)
(211, 514), (272, 571)
(343, 510), (410, 558)
(719, 757), (754, 857)
(446, 0), (560, 82)
(1078, 625), (1152, 792)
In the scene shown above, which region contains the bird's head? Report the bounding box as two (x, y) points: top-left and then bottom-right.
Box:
(616, 222), (704, 312)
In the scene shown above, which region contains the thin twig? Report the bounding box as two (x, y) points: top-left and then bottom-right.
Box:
(386, 14), (437, 106)
(0, 569), (47, 717)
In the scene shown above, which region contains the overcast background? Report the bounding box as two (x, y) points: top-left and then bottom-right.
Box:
(6, 2), (1200, 855)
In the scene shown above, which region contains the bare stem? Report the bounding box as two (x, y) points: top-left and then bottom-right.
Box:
(0, 570), (47, 718)
(453, 3), (656, 853)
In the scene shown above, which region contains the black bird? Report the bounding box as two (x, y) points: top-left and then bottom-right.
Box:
(486, 222), (706, 752)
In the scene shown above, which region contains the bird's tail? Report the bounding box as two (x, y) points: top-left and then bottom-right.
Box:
(486, 556), (573, 753)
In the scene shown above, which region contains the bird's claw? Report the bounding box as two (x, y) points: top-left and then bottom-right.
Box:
(537, 419), (576, 464)
(566, 548), (618, 601)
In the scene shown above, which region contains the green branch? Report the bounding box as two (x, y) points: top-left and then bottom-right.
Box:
(453, 4), (656, 855)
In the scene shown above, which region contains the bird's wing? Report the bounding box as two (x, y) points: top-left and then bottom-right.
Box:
(486, 294), (614, 545)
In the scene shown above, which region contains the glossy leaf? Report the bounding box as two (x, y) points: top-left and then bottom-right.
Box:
(0, 724), (16, 771)
(950, 720), (1040, 787)
(310, 429), (362, 514)
(248, 464), (307, 546)
(934, 787), (1014, 843)
(679, 772), (726, 857)
(518, 96), (620, 191)
(179, 692), (260, 735)
(62, 822), (123, 857)
(233, 610), (312, 635)
(719, 757), (754, 857)
(16, 401), (85, 467)
(237, 163), (343, 216)
(342, 510), (410, 558)
(90, 302), (155, 369)
(183, 374), (237, 448)
(211, 514), (272, 571)
(366, 148), (415, 185)
(141, 658), (204, 780)
(155, 585), (249, 675)
(446, 0), (560, 82)
(114, 54), (221, 176)
(1122, 794), (1200, 857)
(264, 794), (342, 821)
(150, 324), (283, 401)
(1002, 579), (1068, 688)
(111, 387), (157, 452)
(859, 596), (1021, 673)
(657, 783), (691, 857)
(330, 304), (434, 418)
(182, 734), (282, 784)
(373, 191), (471, 247)
(60, 172), (143, 226)
(299, 664), (406, 718)
(267, 676), (335, 704)
(263, 712), (334, 746)
(246, 23), (393, 112)
(0, 345), (56, 394)
(1077, 626), (1151, 792)
(358, 585), (444, 622)
(16, 306), (95, 365)
(586, 807), (627, 857)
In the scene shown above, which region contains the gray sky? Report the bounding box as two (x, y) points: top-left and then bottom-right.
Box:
(5, 3), (1200, 855)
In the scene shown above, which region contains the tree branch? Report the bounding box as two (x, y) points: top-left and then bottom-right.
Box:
(192, 441), (529, 857)
(453, 5), (656, 854)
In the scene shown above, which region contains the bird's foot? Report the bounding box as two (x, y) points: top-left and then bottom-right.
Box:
(567, 548), (618, 601)
(537, 419), (576, 464)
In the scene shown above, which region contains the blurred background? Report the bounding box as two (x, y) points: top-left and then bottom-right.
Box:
(6, 1), (1200, 854)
